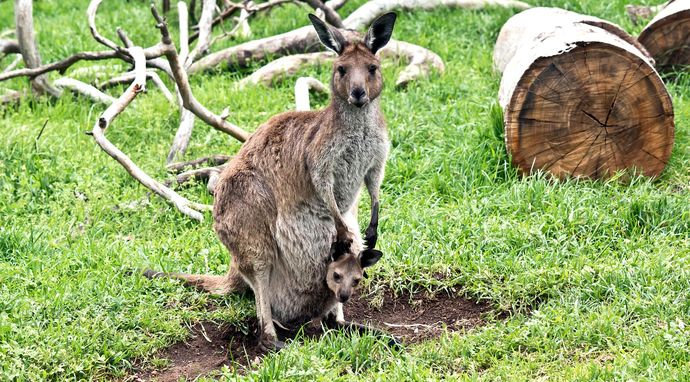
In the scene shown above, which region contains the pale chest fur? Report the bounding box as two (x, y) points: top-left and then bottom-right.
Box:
(332, 102), (388, 211)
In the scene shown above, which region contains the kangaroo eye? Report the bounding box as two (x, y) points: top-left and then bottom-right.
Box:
(337, 66), (346, 76)
(368, 65), (377, 74)
(333, 272), (342, 282)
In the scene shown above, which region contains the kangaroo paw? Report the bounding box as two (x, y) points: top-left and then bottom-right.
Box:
(258, 335), (285, 353)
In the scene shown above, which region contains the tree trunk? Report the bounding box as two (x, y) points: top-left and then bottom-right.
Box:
(494, 7), (674, 180)
(638, 0), (690, 71)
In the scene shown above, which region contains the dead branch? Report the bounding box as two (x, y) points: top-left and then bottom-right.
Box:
(170, 2), (197, 164)
(167, 154), (232, 173)
(15, 0), (61, 97)
(344, 0), (532, 30)
(0, 39), (19, 55)
(325, 0), (349, 11)
(165, 164), (227, 190)
(295, 76), (328, 111)
(54, 77), (116, 104)
(238, 51), (334, 88)
(97, 70), (175, 104)
(151, 5), (250, 142)
(186, 0), (215, 68)
(3, 55), (22, 73)
(0, 50), (120, 82)
(87, 0), (120, 51)
(302, 0), (344, 28)
(188, 0), (293, 43)
(380, 39), (445, 87)
(90, 46), (211, 221)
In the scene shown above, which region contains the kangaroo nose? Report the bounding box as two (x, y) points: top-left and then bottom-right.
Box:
(350, 87), (366, 100)
(338, 290), (351, 303)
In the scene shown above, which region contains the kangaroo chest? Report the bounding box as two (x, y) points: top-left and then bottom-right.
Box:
(331, 110), (386, 210)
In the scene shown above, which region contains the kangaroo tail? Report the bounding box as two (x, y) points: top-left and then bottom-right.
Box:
(142, 266), (248, 295)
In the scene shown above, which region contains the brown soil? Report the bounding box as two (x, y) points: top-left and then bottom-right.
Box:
(131, 289), (490, 382)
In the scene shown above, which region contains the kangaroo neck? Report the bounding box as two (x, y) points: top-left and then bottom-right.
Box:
(329, 96), (380, 133)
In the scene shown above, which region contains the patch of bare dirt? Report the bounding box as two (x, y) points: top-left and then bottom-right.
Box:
(131, 289), (491, 381)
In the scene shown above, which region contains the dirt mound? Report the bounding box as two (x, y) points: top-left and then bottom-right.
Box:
(131, 289), (490, 381)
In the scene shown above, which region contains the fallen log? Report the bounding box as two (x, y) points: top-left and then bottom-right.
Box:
(494, 7), (674, 179)
(638, 0), (690, 70)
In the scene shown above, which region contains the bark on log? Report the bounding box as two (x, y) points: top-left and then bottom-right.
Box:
(638, 0), (690, 70)
(494, 7), (674, 180)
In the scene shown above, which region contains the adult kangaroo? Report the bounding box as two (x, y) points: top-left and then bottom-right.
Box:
(149, 12), (396, 351)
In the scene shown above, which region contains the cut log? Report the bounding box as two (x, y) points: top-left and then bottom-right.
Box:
(494, 7), (674, 179)
(638, 1), (690, 70)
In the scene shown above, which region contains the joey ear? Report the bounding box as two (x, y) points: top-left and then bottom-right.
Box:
(364, 12), (397, 54)
(359, 249), (383, 268)
(308, 13), (347, 55)
(331, 248), (345, 262)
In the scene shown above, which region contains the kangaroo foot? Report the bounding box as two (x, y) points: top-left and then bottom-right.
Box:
(258, 334), (286, 353)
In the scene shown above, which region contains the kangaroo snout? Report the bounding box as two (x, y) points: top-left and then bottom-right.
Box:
(338, 290), (351, 303)
(349, 87), (369, 107)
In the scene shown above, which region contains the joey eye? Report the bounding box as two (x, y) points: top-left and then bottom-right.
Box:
(368, 65), (377, 74)
(333, 272), (342, 282)
(337, 66), (346, 76)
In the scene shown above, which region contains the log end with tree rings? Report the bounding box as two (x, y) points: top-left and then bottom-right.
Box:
(495, 8), (675, 180)
(638, 0), (690, 70)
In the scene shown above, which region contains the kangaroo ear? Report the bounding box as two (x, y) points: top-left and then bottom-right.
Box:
(364, 12), (396, 54)
(309, 14), (347, 55)
(359, 249), (383, 268)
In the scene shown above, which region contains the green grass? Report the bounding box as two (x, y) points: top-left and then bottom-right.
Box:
(2, 0), (690, 380)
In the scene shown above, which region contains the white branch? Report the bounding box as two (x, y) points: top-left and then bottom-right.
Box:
(54, 77), (116, 104)
(238, 51), (334, 88)
(380, 40), (445, 88)
(344, 0), (532, 30)
(3, 55), (22, 73)
(186, 0), (215, 68)
(87, 0), (120, 51)
(178, 1), (190, 63)
(295, 76), (328, 111)
(90, 46), (210, 221)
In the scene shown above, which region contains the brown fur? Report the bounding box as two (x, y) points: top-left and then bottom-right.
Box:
(144, 13), (397, 352)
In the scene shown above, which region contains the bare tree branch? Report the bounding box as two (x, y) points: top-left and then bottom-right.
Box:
(325, 0), (349, 10)
(151, 5), (250, 142)
(90, 46), (210, 221)
(0, 39), (19, 55)
(186, 0), (215, 68)
(344, 0), (532, 30)
(87, 0), (120, 51)
(167, 154), (232, 173)
(380, 39), (445, 87)
(0, 50), (120, 82)
(238, 51), (334, 88)
(302, 0), (344, 28)
(295, 76), (328, 111)
(97, 70), (175, 104)
(2, 55), (22, 73)
(15, 0), (61, 97)
(54, 77), (116, 104)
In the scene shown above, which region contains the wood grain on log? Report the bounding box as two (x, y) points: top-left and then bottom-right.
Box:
(495, 7), (674, 180)
(638, 0), (690, 70)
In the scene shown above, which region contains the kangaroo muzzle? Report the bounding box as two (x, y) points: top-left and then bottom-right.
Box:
(348, 87), (369, 107)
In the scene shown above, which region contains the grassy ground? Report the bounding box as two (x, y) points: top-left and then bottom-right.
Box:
(2, 0), (690, 380)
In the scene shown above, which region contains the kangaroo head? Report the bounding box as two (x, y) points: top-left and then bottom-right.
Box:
(308, 12), (397, 108)
(326, 248), (383, 303)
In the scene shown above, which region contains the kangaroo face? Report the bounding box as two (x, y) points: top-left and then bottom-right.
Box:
(326, 249), (383, 303)
(332, 45), (381, 108)
(308, 12), (397, 108)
